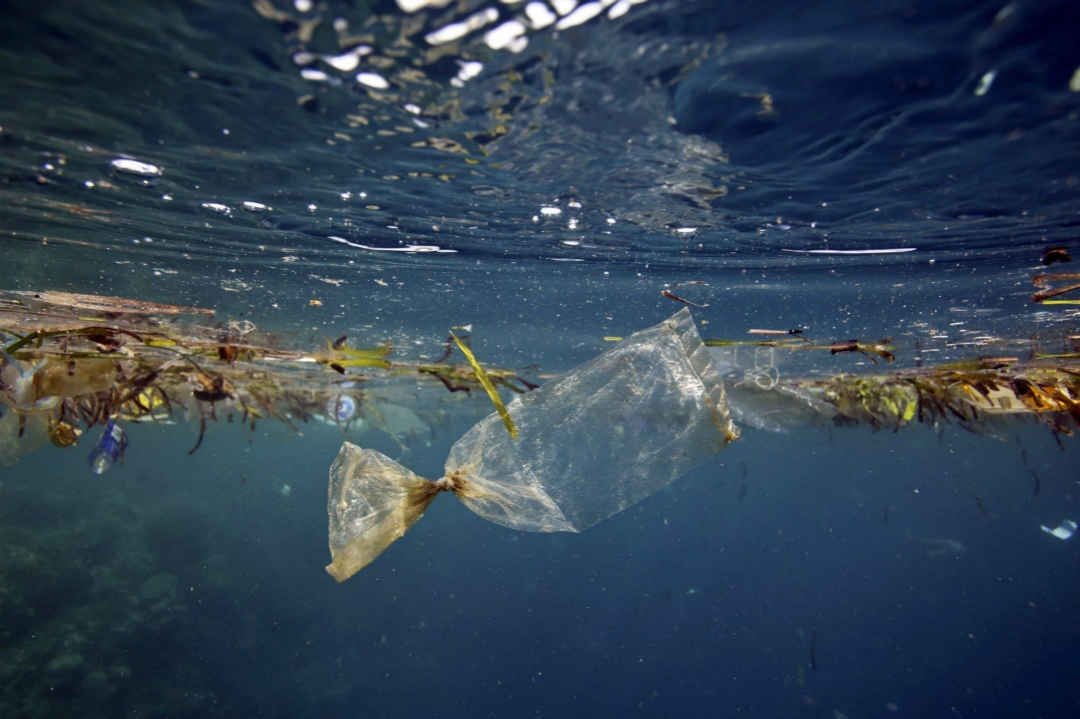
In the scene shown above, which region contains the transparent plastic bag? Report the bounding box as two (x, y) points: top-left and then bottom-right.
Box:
(326, 309), (739, 581)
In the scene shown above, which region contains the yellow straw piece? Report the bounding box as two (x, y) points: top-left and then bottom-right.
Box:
(450, 330), (518, 439)
(1041, 299), (1080, 305)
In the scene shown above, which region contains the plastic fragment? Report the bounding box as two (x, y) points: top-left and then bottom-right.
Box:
(88, 419), (127, 474)
(326, 309), (739, 580)
(1041, 520), (1077, 540)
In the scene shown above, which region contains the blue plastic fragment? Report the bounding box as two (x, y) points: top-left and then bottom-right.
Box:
(88, 419), (127, 475)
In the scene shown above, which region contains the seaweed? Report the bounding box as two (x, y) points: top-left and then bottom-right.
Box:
(1031, 273), (1080, 303)
(778, 363), (1080, 436)
(704, 336), (895, 363)
(449, 330), (517, 439)
(0, 290), (534, 466)
(4, 288), (1078, 468)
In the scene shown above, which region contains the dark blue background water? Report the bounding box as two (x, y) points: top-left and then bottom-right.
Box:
(1, 0), (1079, 717)
(5, 416), (1076, 718)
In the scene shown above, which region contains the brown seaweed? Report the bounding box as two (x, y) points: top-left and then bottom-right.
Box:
(0, 290), (535, 466)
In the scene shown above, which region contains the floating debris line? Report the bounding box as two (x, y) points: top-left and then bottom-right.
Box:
(2, 291), (1079, 469)
(0, 291), (533, 467)
(725, 357), (1080, 436)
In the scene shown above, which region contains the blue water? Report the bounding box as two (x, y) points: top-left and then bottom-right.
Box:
(2, 0), (1079, 717)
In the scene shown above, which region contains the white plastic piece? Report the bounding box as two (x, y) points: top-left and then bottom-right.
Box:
(974, 70), (996, 96)
(1041, 520), (1078, 540)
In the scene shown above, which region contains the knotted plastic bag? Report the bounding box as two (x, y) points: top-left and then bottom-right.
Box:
(326, 308), (740, 581)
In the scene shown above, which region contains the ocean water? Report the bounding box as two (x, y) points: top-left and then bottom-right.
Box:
(1, 0), (1079, 717)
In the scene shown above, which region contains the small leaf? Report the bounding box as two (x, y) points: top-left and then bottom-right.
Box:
(450, 330), (517, 439)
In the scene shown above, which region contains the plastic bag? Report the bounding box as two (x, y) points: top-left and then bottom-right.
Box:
(0, 354), (58, 467)
(326, 308), (740, 581)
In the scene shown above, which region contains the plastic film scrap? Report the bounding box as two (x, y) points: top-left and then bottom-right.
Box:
(325, 445), (440, 582)
(326, 308), (740, 581)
